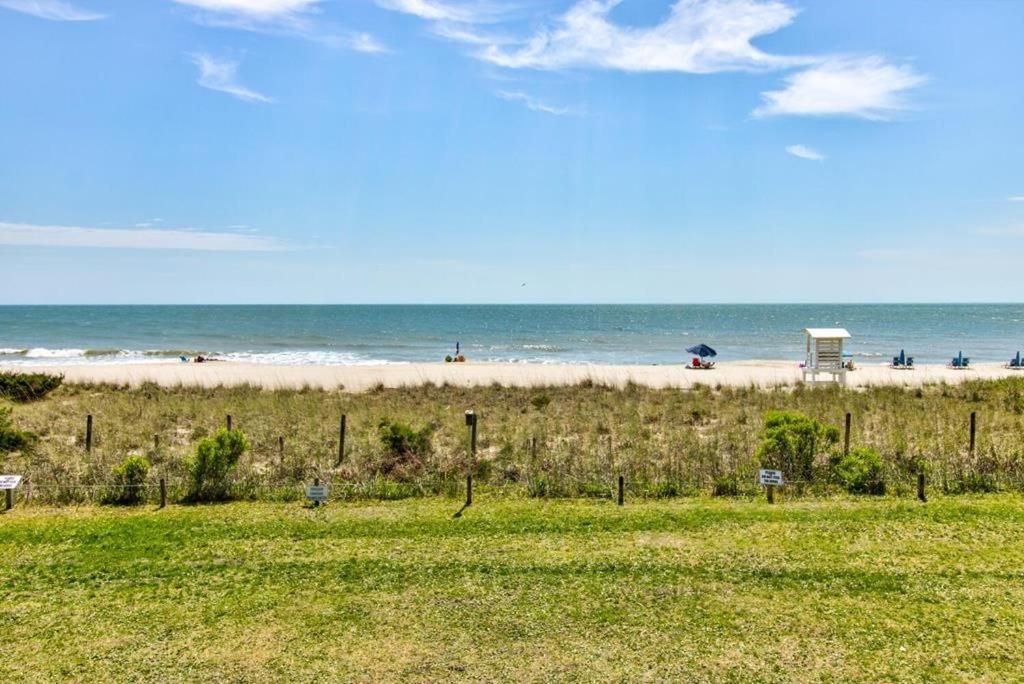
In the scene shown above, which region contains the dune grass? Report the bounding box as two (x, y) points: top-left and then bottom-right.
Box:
(2, 496), (1024, 682)
(3, 377), (1024, 502)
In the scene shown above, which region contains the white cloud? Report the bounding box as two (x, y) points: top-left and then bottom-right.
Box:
(0, 222), (288, 251)
(496, 90), (574, 115)
(1009, 196), (1024, 203)
(976, 225), (1024, 237)
(173, 0), (386, 52)
(376, 0), (506, 24)
(0, 0), (103, 20)
(479, 0), (808, 73)
(346, 32), (389, 53)
(755, 56), (926, 119)
(171, 0), (319, 19)
(785, 144), (824, 161)
(191, 53), (274, 103)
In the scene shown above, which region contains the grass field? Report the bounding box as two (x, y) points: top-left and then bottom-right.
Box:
(3, 495), (1024, 682)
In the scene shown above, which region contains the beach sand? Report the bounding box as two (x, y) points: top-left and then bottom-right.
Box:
(4, 360), (1019, 391)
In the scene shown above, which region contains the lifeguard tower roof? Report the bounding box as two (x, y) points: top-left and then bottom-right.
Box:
(804, 328), (851, 339)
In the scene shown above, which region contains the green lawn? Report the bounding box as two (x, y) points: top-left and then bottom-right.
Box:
(2, 496), (1023, 682)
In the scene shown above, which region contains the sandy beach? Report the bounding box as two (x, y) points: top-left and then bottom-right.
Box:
(4, 360), (1020, 391)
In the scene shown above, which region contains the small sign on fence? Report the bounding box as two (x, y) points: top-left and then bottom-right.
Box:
(0, 475), (22, 490)
(758, 469), (783, 486)
(305, 484), (330, 502)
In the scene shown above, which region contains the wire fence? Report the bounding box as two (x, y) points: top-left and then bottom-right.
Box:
(4, 409), (1023, 507)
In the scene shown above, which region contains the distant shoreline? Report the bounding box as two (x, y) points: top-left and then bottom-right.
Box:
(4, 360), (1020, 391)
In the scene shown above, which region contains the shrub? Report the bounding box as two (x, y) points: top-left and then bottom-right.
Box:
(756, 410), (839, 482)
(829, 447), (885, 495)
(103, 454), (151, 505)
(531, 393), (552, 411)
(0, 372), (63, 402)
(0, 405), (35, 453)
(185, 429), (248, 502)
(376, 419), (432, 479)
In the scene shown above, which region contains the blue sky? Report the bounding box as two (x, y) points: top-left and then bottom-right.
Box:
(1, 0), (1022, 303)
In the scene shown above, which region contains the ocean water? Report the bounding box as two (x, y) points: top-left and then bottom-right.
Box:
(0, 304), (1022, 366)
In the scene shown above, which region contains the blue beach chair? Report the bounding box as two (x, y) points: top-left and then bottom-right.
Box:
(1009, 351), (1022, 369)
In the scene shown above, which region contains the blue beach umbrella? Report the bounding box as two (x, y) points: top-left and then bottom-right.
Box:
(686, 343), (717, 358)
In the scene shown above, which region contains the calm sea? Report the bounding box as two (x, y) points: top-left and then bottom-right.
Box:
(0, 305), (1021, 366)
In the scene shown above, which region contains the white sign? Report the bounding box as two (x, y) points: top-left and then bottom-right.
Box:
(758, 469), (783, 486)
(0, 475), (22, 490)
(305, 484), (330, 502)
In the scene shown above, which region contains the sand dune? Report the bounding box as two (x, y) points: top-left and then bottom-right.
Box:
(3, 360), (1020, 391)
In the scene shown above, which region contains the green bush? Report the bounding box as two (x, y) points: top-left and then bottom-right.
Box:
(530, 393), (552, 411)
(829, 447), (885, 495)
(376, 419), (433, 480)
(185, 429), (248, 502)
(756, 410), (839, 482)
(0, 405), (35, 453)
(103, 454), (151, 505)
(0, 372), (63, 402)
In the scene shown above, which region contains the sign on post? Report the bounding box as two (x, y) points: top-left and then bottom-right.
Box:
(758, 469), (783, 486)
(0, 475), (22, 490)
(305, 483), (330, 503)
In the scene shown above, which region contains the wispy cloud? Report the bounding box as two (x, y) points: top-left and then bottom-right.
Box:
(755, 56), (926, 119)
(0, 0), (103, 21)
(478, 0), (809, 73)
(976, 225), (1024, 237)
(376, 0), (505, 23)
(173, 0), (386, 52)
(191, 53), (274, 103)
(0, 221), (288, 251)
(382, 0), (927, 121)
(496, 90), (575, 115)
(1009, 196), (1024, 203)
(785, 144), (824, 161)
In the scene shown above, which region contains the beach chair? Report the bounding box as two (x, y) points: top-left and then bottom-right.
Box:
(691, 357), (701, 368)
(950, 352), (968, 369)
(1008, 351), (1022, 369)
(906, 356), (914, 368)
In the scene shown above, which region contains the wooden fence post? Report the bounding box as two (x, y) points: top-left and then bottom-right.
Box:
(85, 414), (93, 453)
(226, 414), (232, 431)
(917, 471), (926, 502)
(5, 489), (12, 511)
(278, 436), (284, 463)
(767, 484), (775, 504)
(844, 412), (851, 456)
(337, 415), (346, 467)
(465, 411), (477, 508)
(969, 412), (977, 455)
(159, 478), (167, 509)
(617, 475), (624, 506)
(153, 433), (160, 451)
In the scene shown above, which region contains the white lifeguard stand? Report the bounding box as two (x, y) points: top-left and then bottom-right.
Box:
(802, 328), (851, 385)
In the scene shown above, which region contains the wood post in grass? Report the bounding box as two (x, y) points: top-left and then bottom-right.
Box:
(337, 415), (346, 467)
(617, 475), (624, 506)
(278, 436), (284, 463)
(844, 413), (851, 456)
(5, 489), (12, 511)
(226, 414), (232, 431)
(465, 410), (477, 508)
(159, 478), (166, 509)
(917, 471), (926, 502)
(85, 414), (93, 453)
(767, 484), (775, 504)
(153, 433), (160, 451)
(969, 412), (977, 455)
